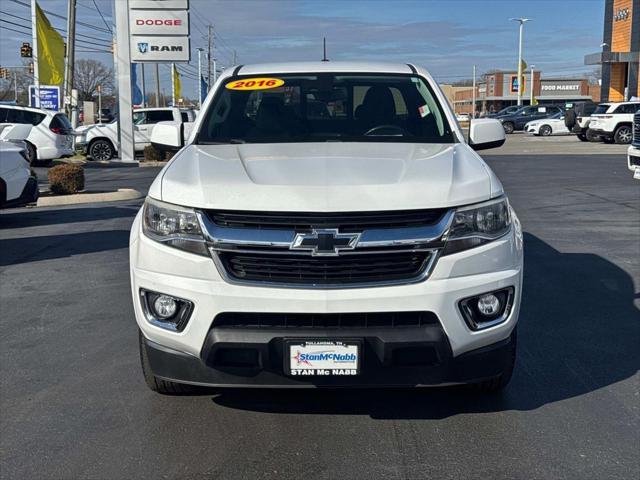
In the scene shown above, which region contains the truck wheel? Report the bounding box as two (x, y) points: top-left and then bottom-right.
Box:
(614, 125), (632, 144)
(586, 129), (600, 142)
(539, 125), (552, 136)
(89, 139), (115, 161)
(577, 133), (588, 142)
(470, 329), (517, 393)
(139, 330), (197, 395)
(502, 122), (514, 134)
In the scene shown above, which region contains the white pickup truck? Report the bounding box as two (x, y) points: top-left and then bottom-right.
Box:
(76, 107), (196, 161)
(132, 62), (523, 394)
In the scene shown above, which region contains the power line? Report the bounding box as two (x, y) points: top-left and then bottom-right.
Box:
(9, 0), (112, 34)
(91, 0), (113, 34)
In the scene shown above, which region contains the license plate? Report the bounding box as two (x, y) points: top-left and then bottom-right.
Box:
(286, 340), (360, 376)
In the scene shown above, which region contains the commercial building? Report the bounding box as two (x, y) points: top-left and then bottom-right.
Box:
(585, 0), (640, 101)
(452, 72), (599, 114)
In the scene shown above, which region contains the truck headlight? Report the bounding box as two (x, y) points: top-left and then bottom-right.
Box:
(142, 197), (208, 255)
(443, 196), (511, 254)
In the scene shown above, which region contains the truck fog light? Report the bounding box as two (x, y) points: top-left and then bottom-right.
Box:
(458, 287), (514, 331)
(139, 289), (193, 332)
(153, 295), (178, 319)
(477, 294), (500, 316)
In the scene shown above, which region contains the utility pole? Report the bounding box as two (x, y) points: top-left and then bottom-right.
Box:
(63, 0), (76, 117)
(207, 24), (213, 87)
(30, 0), (40, 108)
(13, 71), (18, 103)
(472, 64), (476, 119)
(154, 63), (160, 107)
(197, 47), (203, 108)
(510, 18), (530, 106)
(171, 63), (175, 106)
(114, 0), (135, 162)
(213, 57), (217, 85)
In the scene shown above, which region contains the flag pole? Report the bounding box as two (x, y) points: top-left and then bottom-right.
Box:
(30, 0), (40, 108)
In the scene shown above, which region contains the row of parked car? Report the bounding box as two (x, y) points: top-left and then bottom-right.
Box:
(458, 101), (640, 144)
(489, 101), (640, 144)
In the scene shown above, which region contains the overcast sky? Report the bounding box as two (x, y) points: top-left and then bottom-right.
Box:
(0, 0), (604, 99)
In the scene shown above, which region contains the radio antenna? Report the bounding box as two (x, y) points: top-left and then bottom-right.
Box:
(322, 37), (329, 62)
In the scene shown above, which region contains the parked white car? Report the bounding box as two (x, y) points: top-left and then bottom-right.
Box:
(132, 61), (523, 394)
(455, 112), (470, 122)
(77, 107), (196, 161)
(628, 111), (640, 177)
(0, 123), (39, 208)
(524, 111), (570, 136)
(0, 105), (74, 163)
(588, 101), (640, 144)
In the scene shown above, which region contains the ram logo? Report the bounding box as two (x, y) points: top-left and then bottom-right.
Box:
(137, 42), (149, 53)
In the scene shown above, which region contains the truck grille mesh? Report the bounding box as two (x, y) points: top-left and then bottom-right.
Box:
(218, 251), (431, 285)
(633, 112), (640, 147)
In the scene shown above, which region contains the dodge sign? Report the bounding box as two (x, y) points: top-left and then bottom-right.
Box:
(129, 9), (189, 35)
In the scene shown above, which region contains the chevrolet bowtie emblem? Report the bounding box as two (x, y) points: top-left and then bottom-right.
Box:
(290, 229), (361, 256)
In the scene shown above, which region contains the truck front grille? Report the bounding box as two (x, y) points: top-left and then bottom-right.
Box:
(213, 311), (440, 329)
(633, 112), (640, 147)
(218, 251), (432, 285)
(199, 208), (452, 288)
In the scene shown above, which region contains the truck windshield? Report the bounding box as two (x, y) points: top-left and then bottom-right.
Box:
(197, 73), (455, 144)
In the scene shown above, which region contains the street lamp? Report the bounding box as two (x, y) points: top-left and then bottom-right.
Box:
(197, 48), (204, 109)
(510, 18), (531, 106)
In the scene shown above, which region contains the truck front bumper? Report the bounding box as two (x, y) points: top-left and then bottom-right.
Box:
(130, 208), (524, 387)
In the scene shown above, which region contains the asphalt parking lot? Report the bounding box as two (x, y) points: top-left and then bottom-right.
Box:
(1, 137), (639, 479)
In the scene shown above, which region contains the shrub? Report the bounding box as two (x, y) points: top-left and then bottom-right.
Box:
(48, 164), (84, 195)
(143, 145), (163, 162)
(164, 151), (175, 161)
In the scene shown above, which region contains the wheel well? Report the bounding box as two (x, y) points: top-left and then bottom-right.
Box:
(25, 140), (36, 156)
(0, 177), (6, 206)
(615, 122), (632, 131)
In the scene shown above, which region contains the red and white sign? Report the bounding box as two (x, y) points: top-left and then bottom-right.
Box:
(129, 9), (189, 35)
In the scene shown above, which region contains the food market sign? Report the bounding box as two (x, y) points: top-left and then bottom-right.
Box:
(540, 80), (581, 93)
(129, 0), (190, 63)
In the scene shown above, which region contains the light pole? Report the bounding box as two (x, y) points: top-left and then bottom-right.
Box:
(530, 64), (535, 105)
(510, 18), (531, 106)
(472, 64), (476, 119)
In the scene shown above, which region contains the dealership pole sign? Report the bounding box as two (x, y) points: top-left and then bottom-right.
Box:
(129, 0), (191, 63)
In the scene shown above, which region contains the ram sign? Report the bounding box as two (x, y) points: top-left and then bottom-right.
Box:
(130, 35), (190, 62)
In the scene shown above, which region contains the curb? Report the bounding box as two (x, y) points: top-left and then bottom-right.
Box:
(138, 161), (168, 167)
(36, 188), (144, 207)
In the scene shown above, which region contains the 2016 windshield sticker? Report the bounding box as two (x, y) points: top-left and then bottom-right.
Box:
(225, 78), (285, 91)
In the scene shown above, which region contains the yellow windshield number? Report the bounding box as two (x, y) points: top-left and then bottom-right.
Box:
(226, 78), (285, 91)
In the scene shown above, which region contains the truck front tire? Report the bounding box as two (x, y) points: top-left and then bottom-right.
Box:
(139, 331), (197, 395)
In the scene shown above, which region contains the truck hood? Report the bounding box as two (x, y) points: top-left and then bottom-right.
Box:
(156, 142), (500, 211)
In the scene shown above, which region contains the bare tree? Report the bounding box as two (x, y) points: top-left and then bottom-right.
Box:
(74, 59), (114, 102)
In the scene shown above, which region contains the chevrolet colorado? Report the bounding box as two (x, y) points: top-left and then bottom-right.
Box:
(131, 62), (523, 392)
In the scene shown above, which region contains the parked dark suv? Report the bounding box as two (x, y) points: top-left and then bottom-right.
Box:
(498, 105), (564, 134)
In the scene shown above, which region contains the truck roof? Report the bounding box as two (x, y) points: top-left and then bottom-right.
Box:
(235, 61), (416, 76)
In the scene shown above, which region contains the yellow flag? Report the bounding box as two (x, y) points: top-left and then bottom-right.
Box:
(35, 2), (65, 86)
(172, 65), (182, 101)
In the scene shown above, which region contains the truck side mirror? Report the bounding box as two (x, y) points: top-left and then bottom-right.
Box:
(150, 121), (186, 151)
(468, 119), (506, 151)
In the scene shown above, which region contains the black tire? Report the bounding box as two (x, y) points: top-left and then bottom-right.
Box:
(89, 139), (115, 161)
(25, 141), (37, 163)
(586, 128), (601, 142)
(539, 125), (552, 136)
(502, 122), (514, 134)
(614, 125), (632, 144)
(470, 329), (517, 393)
(577, 133), (588, 142)
(139, 330), (197, 395)
(564, 109), (576, 130)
